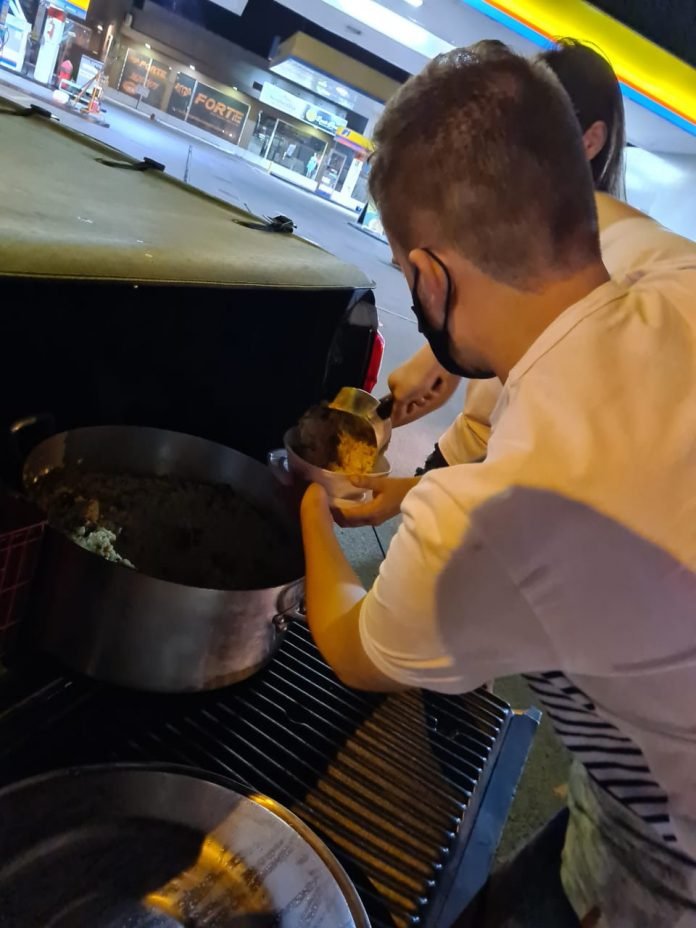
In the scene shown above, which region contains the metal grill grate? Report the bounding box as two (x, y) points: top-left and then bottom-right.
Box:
(0, 497), (45, 659)
(0, 624), (516, 927)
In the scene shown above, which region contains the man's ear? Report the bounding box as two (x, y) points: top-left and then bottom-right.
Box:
(583, 120), (608, 162)
(408, 248), (448, 328)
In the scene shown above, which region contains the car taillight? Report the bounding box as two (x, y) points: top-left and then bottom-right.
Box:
(362, 329), (385, 393)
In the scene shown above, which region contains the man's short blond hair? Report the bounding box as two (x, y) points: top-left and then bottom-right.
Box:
(369, 47), (601, 290)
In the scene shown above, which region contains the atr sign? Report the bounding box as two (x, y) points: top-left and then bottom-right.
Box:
(186, 83), (249, 143)
(167, 71), (196, 120)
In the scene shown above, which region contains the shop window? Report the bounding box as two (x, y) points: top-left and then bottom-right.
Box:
(248, 112), (277, 157)
(265, 120), (326, 178)
(318, 149), (348, 191)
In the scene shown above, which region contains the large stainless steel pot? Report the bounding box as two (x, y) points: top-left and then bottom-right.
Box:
(16, 422), (305, 693)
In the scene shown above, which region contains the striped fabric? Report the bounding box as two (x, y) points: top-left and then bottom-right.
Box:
(524, 670), (678, 846)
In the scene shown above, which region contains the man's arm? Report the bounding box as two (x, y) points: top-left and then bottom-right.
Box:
(300, 483), (406, 691)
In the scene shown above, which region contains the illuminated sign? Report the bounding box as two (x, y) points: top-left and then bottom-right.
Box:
(168, 71), (196, 120)
(55, 0), (89, 21)
(186, 83), (249, 143)
(259, 81), (346, 135)
(303, 105), (345, 134)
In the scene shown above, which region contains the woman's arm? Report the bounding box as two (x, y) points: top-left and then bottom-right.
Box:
(388, 344), (461, 427)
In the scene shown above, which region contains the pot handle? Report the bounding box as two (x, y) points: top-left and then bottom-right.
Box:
(9, 413), (56, 485)
(376, 394), (394, 420)
(273, 580), (306, 632)
(267, 447), (293, 486)
(10, 412), (57, 445)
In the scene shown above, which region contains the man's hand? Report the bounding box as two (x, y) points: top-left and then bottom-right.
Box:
(332, 476), (420, 527)
(388, 344), (461, 427)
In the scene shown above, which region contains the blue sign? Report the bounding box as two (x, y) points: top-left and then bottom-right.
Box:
(304, 104), (344, 136)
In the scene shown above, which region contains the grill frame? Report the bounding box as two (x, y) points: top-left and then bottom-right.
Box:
(0, 624), (537, 927)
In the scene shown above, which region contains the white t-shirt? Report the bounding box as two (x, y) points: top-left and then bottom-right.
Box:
(439, 218), (696, 465)
(359, 226), (696, 862)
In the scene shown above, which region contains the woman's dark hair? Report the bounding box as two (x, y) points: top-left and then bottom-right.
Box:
(539, 39), (626, 198)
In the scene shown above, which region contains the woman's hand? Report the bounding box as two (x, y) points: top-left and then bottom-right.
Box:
(301, 481), (333, 526)
(332, 476), (420, 528)
(388, 344), (461, 427)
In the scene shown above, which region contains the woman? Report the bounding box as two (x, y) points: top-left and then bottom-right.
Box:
(386, 39), (626, 471)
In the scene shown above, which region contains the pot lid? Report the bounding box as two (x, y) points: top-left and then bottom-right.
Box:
(0, 764), (369, 927)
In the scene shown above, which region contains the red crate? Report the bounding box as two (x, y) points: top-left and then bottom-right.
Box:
(0, 496), (46, 659)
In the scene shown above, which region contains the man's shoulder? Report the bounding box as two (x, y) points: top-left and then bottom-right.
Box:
(521, 273), (696, 383)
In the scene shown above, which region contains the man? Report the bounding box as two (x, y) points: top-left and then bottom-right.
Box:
(386, 194), (696, 472)
(355, 193), (696, 507)
(300, 46), (696, 926)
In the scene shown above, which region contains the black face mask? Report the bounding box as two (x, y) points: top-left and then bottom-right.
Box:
(410, 249), (495, 380)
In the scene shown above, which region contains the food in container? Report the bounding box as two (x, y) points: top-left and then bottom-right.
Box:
(31, 469), (292, 589)
(269, 427), (390, 503)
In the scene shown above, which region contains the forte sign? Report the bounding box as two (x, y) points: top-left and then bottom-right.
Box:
(185, 82), (249, 144)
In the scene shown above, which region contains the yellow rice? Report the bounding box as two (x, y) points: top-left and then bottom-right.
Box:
(328, 431), (377, 474)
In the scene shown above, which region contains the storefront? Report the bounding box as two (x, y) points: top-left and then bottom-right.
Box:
(247, 111), (329, 180)
(171, 77), (249, 144)
(116, 47), (171, 109)
(316, 128), (373, 212)
(105, 36), (375, 205)
(108, 42), (252, 145)
(109, 40), (343, 190)
(246, 80), (345, 183)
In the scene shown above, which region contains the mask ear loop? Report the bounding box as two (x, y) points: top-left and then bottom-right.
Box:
(421, 248), (454, 334)
(410, 264), (421, 316)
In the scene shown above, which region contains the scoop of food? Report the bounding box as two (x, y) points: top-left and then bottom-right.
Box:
(295, 405), (379, 474)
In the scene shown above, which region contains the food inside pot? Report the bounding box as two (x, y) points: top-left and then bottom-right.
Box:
(31, 469), (294, 589)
